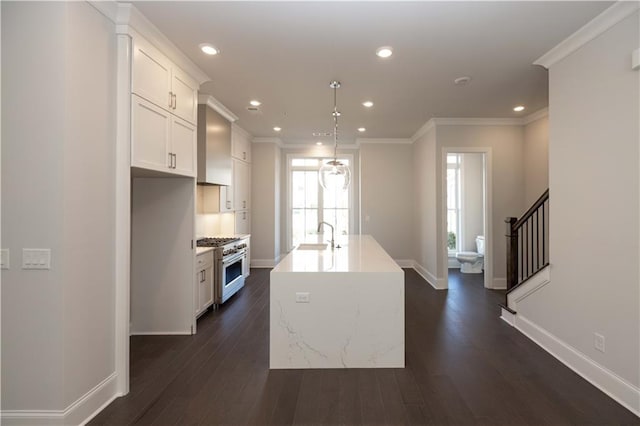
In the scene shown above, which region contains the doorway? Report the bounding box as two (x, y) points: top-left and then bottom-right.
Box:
(442, 148), (492, 289)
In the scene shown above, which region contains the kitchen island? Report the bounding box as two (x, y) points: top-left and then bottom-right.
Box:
(270, 235), (404, 369)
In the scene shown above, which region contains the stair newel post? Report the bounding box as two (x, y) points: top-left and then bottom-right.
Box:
(505, 217), (518, 290)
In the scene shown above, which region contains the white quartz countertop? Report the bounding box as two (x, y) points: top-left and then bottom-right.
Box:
(272, 235), (401, 273)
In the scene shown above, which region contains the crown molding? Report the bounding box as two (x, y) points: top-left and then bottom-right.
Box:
(279, 143), (360, 150)
(411, 119), (436, 142)
(522, 108), (549, 125)
(114, 3), (210, 84)
(198, 94), (238, 123)
(252, 137), (284, 147)
(88, 1), (119, 23)
(357, 138), (413, 145)
(432, 117), (523, 126)
(232, 122), (252, 139)
(534, 1), (640, 69)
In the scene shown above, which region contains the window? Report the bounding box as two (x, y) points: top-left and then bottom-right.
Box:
(447, 154), (462, 253)
(288, 156), (351, 249)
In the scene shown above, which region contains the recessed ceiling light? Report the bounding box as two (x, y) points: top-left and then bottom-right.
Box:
(273, 126), (282, 132)
(199, 43), (219, 55)
(249, 100), (261, 107)
(376, 46), (393, 58)
(454, 76), (472, 86)
(358, 127), (366, 132)
(513, 105), (525, 112)
(362, 101), (374, 108)
(316, 141), (323, 146)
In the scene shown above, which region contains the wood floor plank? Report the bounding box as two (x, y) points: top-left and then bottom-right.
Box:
(89, 268), (639, 426)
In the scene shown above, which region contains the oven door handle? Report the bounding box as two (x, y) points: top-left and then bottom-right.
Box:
(222, 251), (245, 266)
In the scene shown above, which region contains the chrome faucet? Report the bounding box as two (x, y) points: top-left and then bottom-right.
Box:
(317, 221), (335, 250)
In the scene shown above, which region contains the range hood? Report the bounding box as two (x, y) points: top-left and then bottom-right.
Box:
(197, 96), (236, 186)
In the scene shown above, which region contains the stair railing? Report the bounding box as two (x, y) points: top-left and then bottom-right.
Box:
(505, 189), (549, 290)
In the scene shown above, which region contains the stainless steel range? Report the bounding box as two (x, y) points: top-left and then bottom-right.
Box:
(197, 237), (247, 305)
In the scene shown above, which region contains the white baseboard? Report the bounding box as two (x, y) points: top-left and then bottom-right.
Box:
(129, 331), (191, 336)
(500, 307), (516, 326)
(492, 278), (507, 289)
(251, 258), (277, 268)
(1, 372), (120, 426)
(394, 259), (414, 268)
(412, 261), (446, 289)
(515, 314), (640, 417)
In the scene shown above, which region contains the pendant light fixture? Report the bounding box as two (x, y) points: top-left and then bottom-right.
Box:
(319, 81), (351, 191)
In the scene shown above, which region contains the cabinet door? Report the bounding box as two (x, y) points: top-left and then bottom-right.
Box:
(232, 127), (251, 162)
(131, 95), (171, 172)
(171, 116), (196, 177)
(132, 37), (172, 111)
(171, 66), (198, 125)
(233, 159), (251, 211)
(235, 211), (250, 235)
(219, 186), (233, 212)
(196, 270), (204, 316)
(203, 264), (214, 308)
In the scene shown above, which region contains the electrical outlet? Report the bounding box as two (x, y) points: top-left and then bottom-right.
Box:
(1, 249), (9, 269)
(295, 292), (310, 303)
(22, 249), (51, 270)
(594, 333), (605, 353)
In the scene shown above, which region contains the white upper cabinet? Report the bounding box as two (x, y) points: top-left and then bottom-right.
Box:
(231, 125), (252, 163)
(132, 36), (198, 125)
(233, 159), (251, 211)
(132, 94), (196, 177)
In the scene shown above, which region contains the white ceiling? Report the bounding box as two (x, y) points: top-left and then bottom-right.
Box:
(132, 1), (611, 144)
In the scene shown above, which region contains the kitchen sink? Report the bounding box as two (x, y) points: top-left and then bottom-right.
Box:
(297, 243), (328, 250)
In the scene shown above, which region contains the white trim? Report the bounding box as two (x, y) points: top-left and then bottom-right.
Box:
(412, 262), (444, 290)
(500, 307), (516, 327)
(129, 331), (192, 336)
(252, 137), (284, 146)
(515, 315), (640, 417)
(411, 119), (436, 143)
(88, 0), (118, 23)
(441, 147), (493, 291)
(507, 265), (551, 308)
(114, 33), (132, 397)
(534, 2), (640, 69)
(198, 94), (238, 123)
(251, 258), (279, 268)
(281, 143), (360, 150)
(114, 4), (209, 84)
(357, 138), (412, 145)
(522, 107), (549, 125)
(432, 117), (522, 126)
(492, 278), (507, 290)
(394, 259), (414, 268)
(1, 373), (119, 426)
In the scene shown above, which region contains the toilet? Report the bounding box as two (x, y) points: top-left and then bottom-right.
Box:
(456, 236), (485, 273)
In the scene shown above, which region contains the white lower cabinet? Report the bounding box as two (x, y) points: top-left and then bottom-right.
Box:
(195, 251), (214, 317)
(235, 210), (251, 235)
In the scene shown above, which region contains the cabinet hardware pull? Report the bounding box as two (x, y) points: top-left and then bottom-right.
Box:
(173, 153), (177, 168)
(168, 152), (173, 168)
(172, 93), (177, 110)
(243, 212), (246, 220)
(243, 200), (246, 209)
(243, 151), (246, 160)
(169, 91), (173, 108)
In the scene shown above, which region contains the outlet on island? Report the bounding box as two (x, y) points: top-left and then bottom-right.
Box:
(295, 292), (310, 303)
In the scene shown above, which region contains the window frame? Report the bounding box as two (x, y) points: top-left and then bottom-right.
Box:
(285, 153), (355, 251)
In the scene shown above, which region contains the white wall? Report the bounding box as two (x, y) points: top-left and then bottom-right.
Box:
(251, 142), (281, 264)
(518, 9), (640, 401)
(360, 143), (414, 260)
(2, 0), (118, 418)
(523, 114), (549, 206)
(413, 127), (440, 285)
(460, 153), (484, 252)
(437, 125), (525, 287)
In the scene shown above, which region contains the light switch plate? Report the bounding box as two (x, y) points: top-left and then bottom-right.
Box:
(22, 249), (51, 270)
(295, 292), (310, 303)
(1, 249), (9, 269)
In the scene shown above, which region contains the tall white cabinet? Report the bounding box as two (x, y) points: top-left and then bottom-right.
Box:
(232, 124), (252, 235)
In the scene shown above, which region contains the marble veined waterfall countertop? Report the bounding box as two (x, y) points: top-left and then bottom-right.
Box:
(270, 235), (405, 369)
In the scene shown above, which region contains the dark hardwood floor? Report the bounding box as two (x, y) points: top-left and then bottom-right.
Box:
(90, 268), (639, 425)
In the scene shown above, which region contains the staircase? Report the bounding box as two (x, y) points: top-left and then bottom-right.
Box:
(500, 189), (549, 317)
